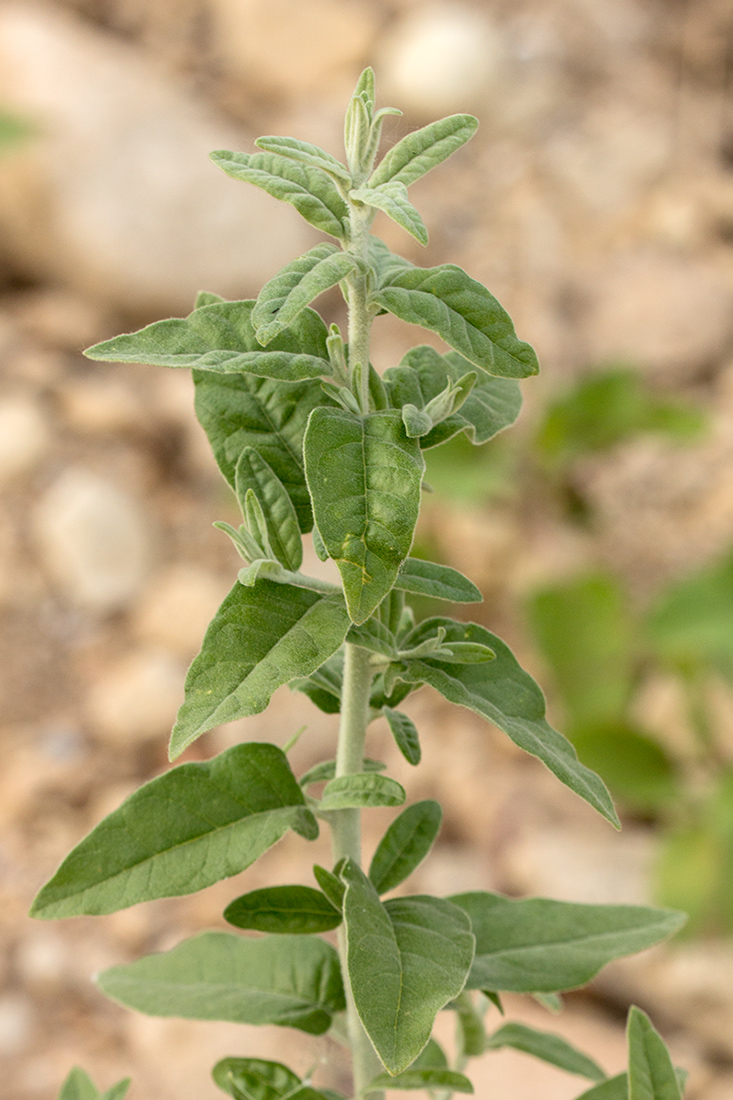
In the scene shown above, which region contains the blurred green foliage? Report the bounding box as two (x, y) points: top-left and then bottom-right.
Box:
(0, 108), (36, 153)
(427, 362), (733, 934)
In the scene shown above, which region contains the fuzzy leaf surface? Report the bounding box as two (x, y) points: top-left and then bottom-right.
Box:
(194, 372), (331, 531)
(212, 1057), (301, 1100)
(399, 619), (618, 825)
(342, 862), (474, 1074)
(486, 1023), (606, 1081)
(351, 183), (428, 244)
(366, 1069), (473, 1093)
(372, 266), (539, 379)
(394, 557), (482, 603)
(224, 885), (341, 934)
(86, 301), (330, 381)
(384, 345), (522, 447)
(574, 1076), (628, 1100)
(369, 800), (442, 893)
(299, 758), (385, 786)
(304, 408), (424, 623)
(451, 892), (685, 992)
(31, 744), (316, 918)
(382, 706), (421, 764)
(253, 245), (356, 345)
(211, 150), (349, 237)
(319, 773), (406, 811)
(170, 580), (350, 758)
(255, 135), (352, 184)
(59, 1069), (131, 1100)
(627, 1007), (683, 1100)
(235, 449), (303, 570)
(370, 114), (479, 188)
(98, 932), (345, 1035)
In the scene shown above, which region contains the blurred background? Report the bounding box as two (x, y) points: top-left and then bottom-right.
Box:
(1, 0), (733, 1097)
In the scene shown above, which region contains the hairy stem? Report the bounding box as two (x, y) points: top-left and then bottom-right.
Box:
(330, 643), (382, 1099)
(345, 201), (375, 413)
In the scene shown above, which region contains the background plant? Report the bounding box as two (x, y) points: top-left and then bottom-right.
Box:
(32, 70), (687, 1100)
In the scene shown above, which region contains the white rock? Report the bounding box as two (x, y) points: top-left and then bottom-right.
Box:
(85, 648), (185, 744)
(0, 3), (314, 316)
(378, 4), (506, 116)
(132, 563), (229, 657)
(0, 394), (49, 480)
(34, 467), (153, 611)
(0, 994), (33, 1055)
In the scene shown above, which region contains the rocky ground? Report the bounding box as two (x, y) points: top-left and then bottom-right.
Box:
(2, 0), (733, 1097)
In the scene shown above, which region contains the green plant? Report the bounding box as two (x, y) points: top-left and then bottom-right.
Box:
(33, 70), (687, 1100)
(530, 549), (733, 935)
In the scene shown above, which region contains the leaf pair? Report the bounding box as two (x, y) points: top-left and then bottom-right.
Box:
(575, 1007), (685, 1100)
(213, 1057), (342, 1100)
(58, 1069), (129, 1100)
(223, 799), (443, 938)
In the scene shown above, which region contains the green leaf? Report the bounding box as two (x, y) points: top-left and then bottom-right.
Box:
(384, 346), (522, 448)
(453, 994), (487, 1056)
(346, 616), (397, 658)
(450, 891), (686, 993)
(300, 758), (385, 786)
(372, 266), (539, 379)
(646, 549), (733, 665)
(291, 652), (344, 714)
(253, 245), (356, 345)
(528, 573), (636, 727)
(195, 289), (226, 308)
(318, 772), (406, 811)
(59, 1069), (131, 1100)
(312, 864), (345, 911)
(366, 1069), (473, 1092)
(86, 300), (330, 381)
(574, 1075), (628, 1100)
(98, 931), (345, 1035)
(570, 722), (679, 815)
(211, 150), (349, 238)
(369, 800), (442, 893)
(30, 743), (317, 918)
(370, 114), (479, 188)
(341, 862), (475, 1074)
(255, 135), (352, 185)
(351, 182), (429, 245)
(382, 706), (421, 764)
(399, 618), (619, 826)
(627, 1007), (683, 1100)
(235, 449), (303, 571)
(536, 367), (705, 469)
(194, 371), (331, 531)
(304, 407), (425, 624)
(213, 1056), (301, 1100)
(486, 1022), (606, 1081)
(224, 885), (341, 934)
(170, 580), (350, 758)
(102, 1084), (131, 1100)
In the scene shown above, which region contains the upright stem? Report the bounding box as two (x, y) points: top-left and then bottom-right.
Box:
(330, 643), (383, 1100)
(345, 202), (375, 413)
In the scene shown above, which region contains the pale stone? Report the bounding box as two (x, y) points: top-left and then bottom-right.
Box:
(0, 394), (49, 480)
(85, 648), (185, 744)
(0, 3), (314, 316)
(132, 563), (230, 657)
(210, 0), (379, 97)
(34, 467), (153, 611)
(378, 4), (506, 117)
(0, 994), (33, 1055)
